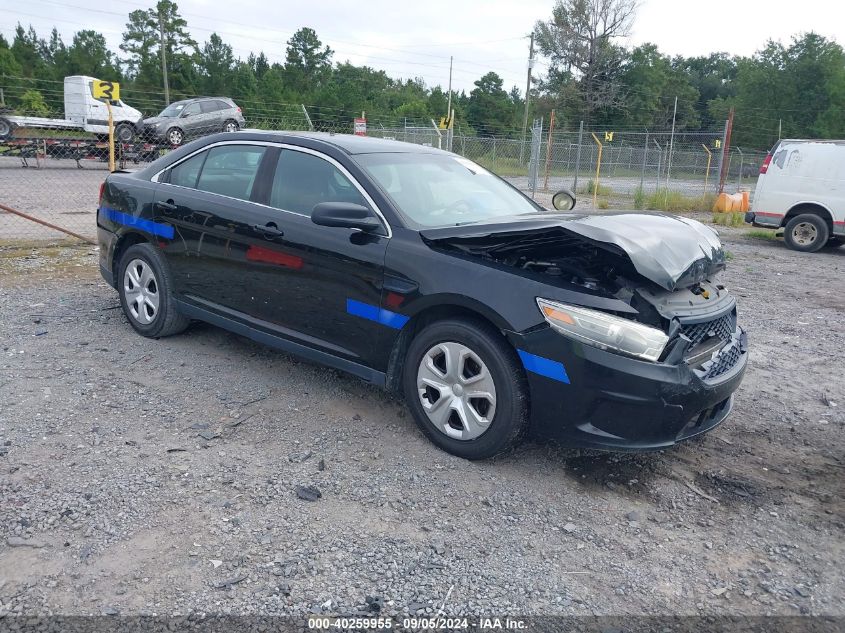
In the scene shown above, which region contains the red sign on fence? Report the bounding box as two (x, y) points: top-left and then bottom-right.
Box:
(354, 118), (367, 136)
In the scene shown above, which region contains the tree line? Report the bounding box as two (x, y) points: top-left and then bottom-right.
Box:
(1, 0), (843, 149)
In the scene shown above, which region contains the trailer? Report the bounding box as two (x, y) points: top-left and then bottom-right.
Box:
(0, 76), (144, 143)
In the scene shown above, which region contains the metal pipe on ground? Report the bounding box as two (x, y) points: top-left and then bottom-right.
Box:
(0, 203), (96, 244)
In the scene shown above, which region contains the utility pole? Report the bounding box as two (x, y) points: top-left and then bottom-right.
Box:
(519, 32), (534, 164)
(778, 118), (782, 140)
(446, 56), (453, 121)
(158, 9), (170, 105)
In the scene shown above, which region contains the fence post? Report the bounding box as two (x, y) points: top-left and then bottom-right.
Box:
(653, 139), (662, 193)
(736, 147), (744, 189)
(573, 121), (584, 191)
(640, 131), (649, 191)
(543, 109), (556, 191)
(590, 132), (603, 209)
(701, 144), (712, 204)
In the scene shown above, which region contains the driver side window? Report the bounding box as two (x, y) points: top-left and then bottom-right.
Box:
(269, 149), (368, 216)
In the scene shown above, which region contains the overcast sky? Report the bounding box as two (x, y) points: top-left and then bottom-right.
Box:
(2, 0), (843, 94)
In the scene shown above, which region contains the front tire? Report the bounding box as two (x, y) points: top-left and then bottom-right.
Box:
(117, 243), (189, 338)
(784, 213), (829, 252)
(166, 127), (184, 146)
(114, 123), (135, 143)
(402, 318), (529, 459)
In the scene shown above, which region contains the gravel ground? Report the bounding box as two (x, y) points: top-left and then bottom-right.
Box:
(0, 220), (843, 620)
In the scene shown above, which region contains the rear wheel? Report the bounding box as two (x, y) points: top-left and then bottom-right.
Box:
(222, 119), (239, 133)
(402, 318), (529, 459)
(784, 213), (829, 253)
(0, 117), (13, 140)
(117, 243), (189, 338)
(166, 127), (184, 146)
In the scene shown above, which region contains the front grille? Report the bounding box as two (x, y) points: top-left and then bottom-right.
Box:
(703, 341), (743, 380)
(681, 312), (735, 346)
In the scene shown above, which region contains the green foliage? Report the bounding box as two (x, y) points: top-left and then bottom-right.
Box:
(19, 89), (49, 114)
(745, 228), (778, 240)
(645, 190), (715, 212)
(633, 186), (645, 209)
(0, 3), (842, 151)
(581, 180), (612, 196)
(712, 211), (745, 227)
(597, 198), (610, 209)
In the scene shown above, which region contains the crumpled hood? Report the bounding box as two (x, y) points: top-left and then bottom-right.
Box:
(419, 212), (726, 291)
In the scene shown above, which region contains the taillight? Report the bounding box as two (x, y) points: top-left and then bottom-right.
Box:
(99, 181), (106, 207)
(759, 153), (772, 174)
(237, 107), (242, 113)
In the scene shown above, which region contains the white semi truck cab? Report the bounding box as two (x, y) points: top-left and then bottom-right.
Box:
(0, 76), (144, 142)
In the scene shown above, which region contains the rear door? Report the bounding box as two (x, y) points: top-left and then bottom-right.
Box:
(153, 142), (272, 311)
(200, 100), (225, 133)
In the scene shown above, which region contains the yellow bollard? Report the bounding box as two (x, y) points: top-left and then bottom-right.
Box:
(107, 101), (115, 173)
(590, 132), (603, 210)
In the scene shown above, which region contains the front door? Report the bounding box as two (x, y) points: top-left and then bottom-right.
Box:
(155, 142), (390, 368)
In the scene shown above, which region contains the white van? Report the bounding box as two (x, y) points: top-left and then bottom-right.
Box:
(745, 139), (845, 252)
(0, 76), (144, 143)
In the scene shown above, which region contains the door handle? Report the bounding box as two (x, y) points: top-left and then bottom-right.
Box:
(252, 223), (284, 238)
(155, 200), (177, 212)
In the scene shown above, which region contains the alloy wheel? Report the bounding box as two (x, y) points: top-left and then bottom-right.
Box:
(123, 258), (160, 325)
(224, 121), (238, 132)
(416, 341), (497, 440)
(168, 129), (183, 145)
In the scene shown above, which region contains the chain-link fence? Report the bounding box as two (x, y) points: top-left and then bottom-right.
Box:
(0, 105), (768, 243)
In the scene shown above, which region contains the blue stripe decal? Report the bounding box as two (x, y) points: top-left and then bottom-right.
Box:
(103, 208), (175, 239)
(517, 349), (570, 384)
(346, 299), (409, 330)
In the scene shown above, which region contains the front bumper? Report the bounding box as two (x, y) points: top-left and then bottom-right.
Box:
(510, 325), (748, 450)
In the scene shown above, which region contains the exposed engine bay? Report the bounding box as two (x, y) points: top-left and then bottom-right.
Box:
(420, 215), (741, 371)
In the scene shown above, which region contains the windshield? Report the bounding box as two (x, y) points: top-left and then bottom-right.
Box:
(159, 102), (186, 118)
(356, 153), (541, 227)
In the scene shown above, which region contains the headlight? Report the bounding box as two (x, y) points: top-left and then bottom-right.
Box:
(536, 298), (670, 362)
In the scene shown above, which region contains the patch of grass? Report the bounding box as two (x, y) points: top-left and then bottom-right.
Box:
(644, 190), (715, 212)
(725, 250), (734, 260)
(746, 229), (778, 241)
(579, 180), (613, 197)
(633, 186), (645, 210)
(712, 211), (745, 227)
(597, 198), (610, 210)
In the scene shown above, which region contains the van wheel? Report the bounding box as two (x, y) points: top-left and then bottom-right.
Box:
(784, 214), (829, 253)
(114, 123), (135, 143)
(402, 318), (529, 460)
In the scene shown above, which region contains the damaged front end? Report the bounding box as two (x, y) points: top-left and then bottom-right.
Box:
(420, 213), (748, 448)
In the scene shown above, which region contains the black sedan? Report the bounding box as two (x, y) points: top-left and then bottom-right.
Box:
(96, 131), (748, 459)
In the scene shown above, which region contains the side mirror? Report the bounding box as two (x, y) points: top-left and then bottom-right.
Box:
(311, 202), (381, 232)
(552, 189), (577, 211)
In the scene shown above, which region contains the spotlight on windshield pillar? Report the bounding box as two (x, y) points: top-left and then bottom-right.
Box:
(552, 189), (576, 211)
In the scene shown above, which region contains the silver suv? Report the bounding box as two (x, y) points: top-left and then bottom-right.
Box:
(142, 97), (246, 146)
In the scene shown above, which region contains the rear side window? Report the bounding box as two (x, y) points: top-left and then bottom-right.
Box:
(195, 145), (266, 201)
(270, 149), (367, 215)
(169, 151), (207, 188)
(182, 102), (201, 117)
(200, 100), (221, 113)
(215, 100), (232, 111)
